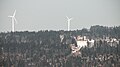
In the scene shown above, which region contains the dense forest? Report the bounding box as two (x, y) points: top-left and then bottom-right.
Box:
(0, 25), (120, 67)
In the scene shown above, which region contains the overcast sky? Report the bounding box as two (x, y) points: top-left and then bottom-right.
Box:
(0, 0), (120, 32)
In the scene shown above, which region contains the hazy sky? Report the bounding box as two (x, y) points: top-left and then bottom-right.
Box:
(0, 0), (120, 32)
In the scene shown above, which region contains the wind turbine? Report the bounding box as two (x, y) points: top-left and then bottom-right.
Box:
(8, 10), (17, 32)
(66, 16), (73, 31)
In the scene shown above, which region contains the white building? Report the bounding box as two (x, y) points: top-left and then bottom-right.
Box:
(77, 41), (87, 49)
(88, 39), (94, 48)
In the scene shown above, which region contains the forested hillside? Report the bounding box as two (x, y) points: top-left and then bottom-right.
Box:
(0, 25), (120, 67)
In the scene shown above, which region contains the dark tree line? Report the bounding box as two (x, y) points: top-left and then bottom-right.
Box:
(90, 25), (120, 38)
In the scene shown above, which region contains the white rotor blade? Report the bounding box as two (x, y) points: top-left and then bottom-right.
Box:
(13, 17), (18, 24)
(70, 18), (73, 20)
(8, 16), (13, 17)
(66, 16), (69, 20)
(13, 10), (16, 17)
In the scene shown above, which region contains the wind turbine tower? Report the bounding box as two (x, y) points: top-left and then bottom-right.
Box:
(8, 10), (17, 32)
(66, 16), (73, 31)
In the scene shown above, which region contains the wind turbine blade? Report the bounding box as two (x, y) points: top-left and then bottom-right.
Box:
(8, 16), (13, 17)
(70, 18), (73, 20)
(13, 17), (18, 24)
(66, 16), (69, 19)
(13, 10), (16, 17)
